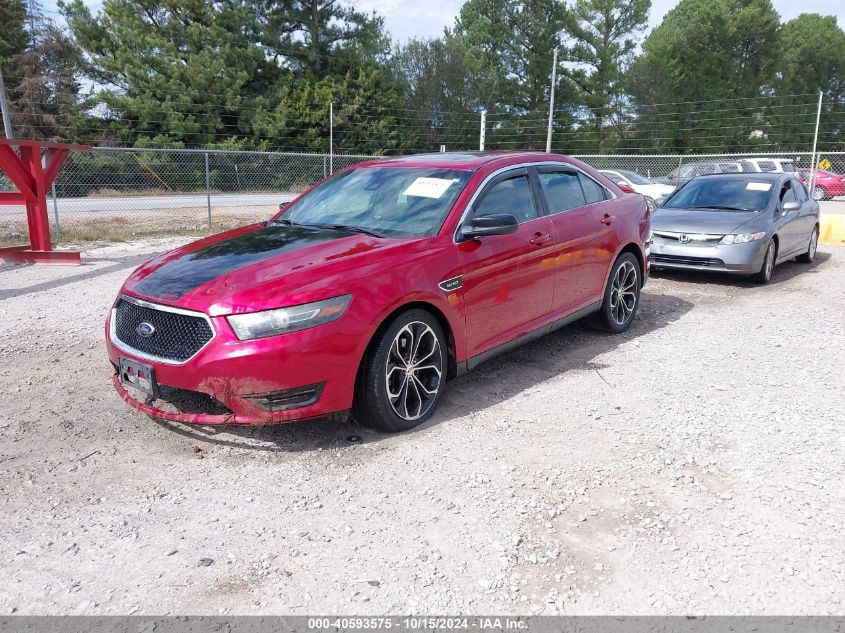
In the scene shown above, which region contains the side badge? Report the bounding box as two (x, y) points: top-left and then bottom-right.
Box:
(438, 276), (463, 292)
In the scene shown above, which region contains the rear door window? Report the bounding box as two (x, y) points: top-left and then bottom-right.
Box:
(538, 171), (586, 213)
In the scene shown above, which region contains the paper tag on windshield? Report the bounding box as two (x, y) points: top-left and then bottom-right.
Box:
(746, 182), (772, 191)
(403, 177), (456, 199)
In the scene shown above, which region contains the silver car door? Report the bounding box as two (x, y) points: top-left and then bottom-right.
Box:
(775, 181), (802, 258)
(792, 178), (818, 247)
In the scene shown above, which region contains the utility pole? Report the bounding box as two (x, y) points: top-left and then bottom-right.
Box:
(479, 110), (486, 151)
(0, 66), (13, 139)
(808, 91), (823, 198)
(546, 47), (558, 153)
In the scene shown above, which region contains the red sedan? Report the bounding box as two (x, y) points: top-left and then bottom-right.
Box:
(106, 152), (650, 432)
(800, 169), (845, 200)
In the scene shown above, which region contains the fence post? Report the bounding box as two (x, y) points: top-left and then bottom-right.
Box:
(479, 110), (486, 151)
(329, 102), (334, 175)
(323, 156), (327, 179)
(204, 152), (212, 228)
(51, 182), (60, 238)
(546, 47), (558, 153)
(808, 91), (823, 199)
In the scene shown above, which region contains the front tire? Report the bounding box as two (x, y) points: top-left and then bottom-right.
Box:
(592, 253), (641, 333)
(796, 226), (819, 263)
(753, 240), (776, 284)
(353, 309), (447, 433)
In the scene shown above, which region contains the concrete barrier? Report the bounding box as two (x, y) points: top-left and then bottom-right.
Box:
(819, 213), (845, 246)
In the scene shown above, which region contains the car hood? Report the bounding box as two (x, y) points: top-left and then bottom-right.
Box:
(123, 222), (418, 315)
(637, 183), (675, 197)
(651, 207), (762, 234)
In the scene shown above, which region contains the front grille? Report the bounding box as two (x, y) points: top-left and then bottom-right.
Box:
(113, 296), (214, 362)
(651, 254), (725, 268)
(653, 231), (722, 243)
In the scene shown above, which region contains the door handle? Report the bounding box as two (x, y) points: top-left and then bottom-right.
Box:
(601, 214), (615, 225)
(529, 233), (552, 246)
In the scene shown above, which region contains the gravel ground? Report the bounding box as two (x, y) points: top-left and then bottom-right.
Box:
(0, 238), (843, 615)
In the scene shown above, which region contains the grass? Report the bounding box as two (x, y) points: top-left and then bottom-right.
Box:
(0, 212), (264, 248)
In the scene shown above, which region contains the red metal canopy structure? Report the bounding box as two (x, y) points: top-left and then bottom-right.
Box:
(0, 139), (91, 264)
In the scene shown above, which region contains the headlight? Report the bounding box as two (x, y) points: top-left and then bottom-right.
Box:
(226, 295), (351, 340)
(720, 232), (766, 245)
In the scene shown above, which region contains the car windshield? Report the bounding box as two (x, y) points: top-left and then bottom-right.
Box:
(277, 167), (472, 238)
(663, 177), (774, 211)
(618, 170), (653, 185)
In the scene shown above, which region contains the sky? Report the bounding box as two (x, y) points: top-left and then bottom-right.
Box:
(355, 0), (845, 42)
(41, 0), (845, 44)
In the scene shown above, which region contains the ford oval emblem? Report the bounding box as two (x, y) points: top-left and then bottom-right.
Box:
(136, 321), (156, 338)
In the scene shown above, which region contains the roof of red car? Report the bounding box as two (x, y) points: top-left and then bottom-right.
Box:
(353, 151), (565, 171)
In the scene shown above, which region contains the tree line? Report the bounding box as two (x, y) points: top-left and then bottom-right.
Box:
(1, 0), (844, 155)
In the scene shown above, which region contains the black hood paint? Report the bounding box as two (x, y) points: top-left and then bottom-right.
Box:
(134, 224), (352, 300)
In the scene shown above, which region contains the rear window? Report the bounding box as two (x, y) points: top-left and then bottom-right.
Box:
(539, 171), (586, 212)
(778, 161), (796, 173)
(663, 177), (774, 211)
(719, 163), (741, 173)
(756, 160), (777, 172)
(579, 174), (607, 204)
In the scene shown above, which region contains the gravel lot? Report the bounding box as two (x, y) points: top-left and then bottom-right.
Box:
(0, 238), (843, 615)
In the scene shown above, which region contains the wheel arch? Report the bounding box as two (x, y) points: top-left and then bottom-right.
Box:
(356, 300), (459, 386)
(619, 242), (645, 280)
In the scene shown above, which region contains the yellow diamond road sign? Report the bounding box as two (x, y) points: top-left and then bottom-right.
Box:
(818, 158), (832, 170)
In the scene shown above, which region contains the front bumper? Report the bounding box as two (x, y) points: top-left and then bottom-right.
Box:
(106, 297), (364, 425)
(650, 237), (768, 274)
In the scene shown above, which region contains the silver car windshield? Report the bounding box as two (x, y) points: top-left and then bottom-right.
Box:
(663, 178), (774, 211)
(278, 167), (472, 238)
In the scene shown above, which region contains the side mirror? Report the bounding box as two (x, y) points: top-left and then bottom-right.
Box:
(460, 213), (519, 240)
(782, 201), (801, 214)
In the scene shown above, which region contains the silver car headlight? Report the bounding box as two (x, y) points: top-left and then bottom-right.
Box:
(226, 295), (352, 340)
(720, 232), (766, 245)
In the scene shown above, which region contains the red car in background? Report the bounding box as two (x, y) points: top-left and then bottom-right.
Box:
(800, 169), (845, 200)
(106, 152), (650, 432)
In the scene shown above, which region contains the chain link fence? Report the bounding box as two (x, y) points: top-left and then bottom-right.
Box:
(0, 148), (377, 245)
(1, 148), (843, 246)
(572, 151), (845, 196)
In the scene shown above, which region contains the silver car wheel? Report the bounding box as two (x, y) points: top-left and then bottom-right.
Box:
(808, 229), (818, 260)
(385, 321), (443, 421)
(609, 261), (638, 326)
(811, 186), (826, 201)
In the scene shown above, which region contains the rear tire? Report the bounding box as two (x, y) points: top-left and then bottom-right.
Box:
(753, 240), (776, 284)
(353, 309), (447, 433)
(591, 253), (641, 333)
(811, 186), (827, 201)
(796, 226), (819, 264)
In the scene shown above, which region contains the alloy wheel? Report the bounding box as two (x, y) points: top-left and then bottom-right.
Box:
(812, 186), (826, 201)
(609, 261), (638, 326)
(809, 230), (818, 260)
(385, 321), (443, 421)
